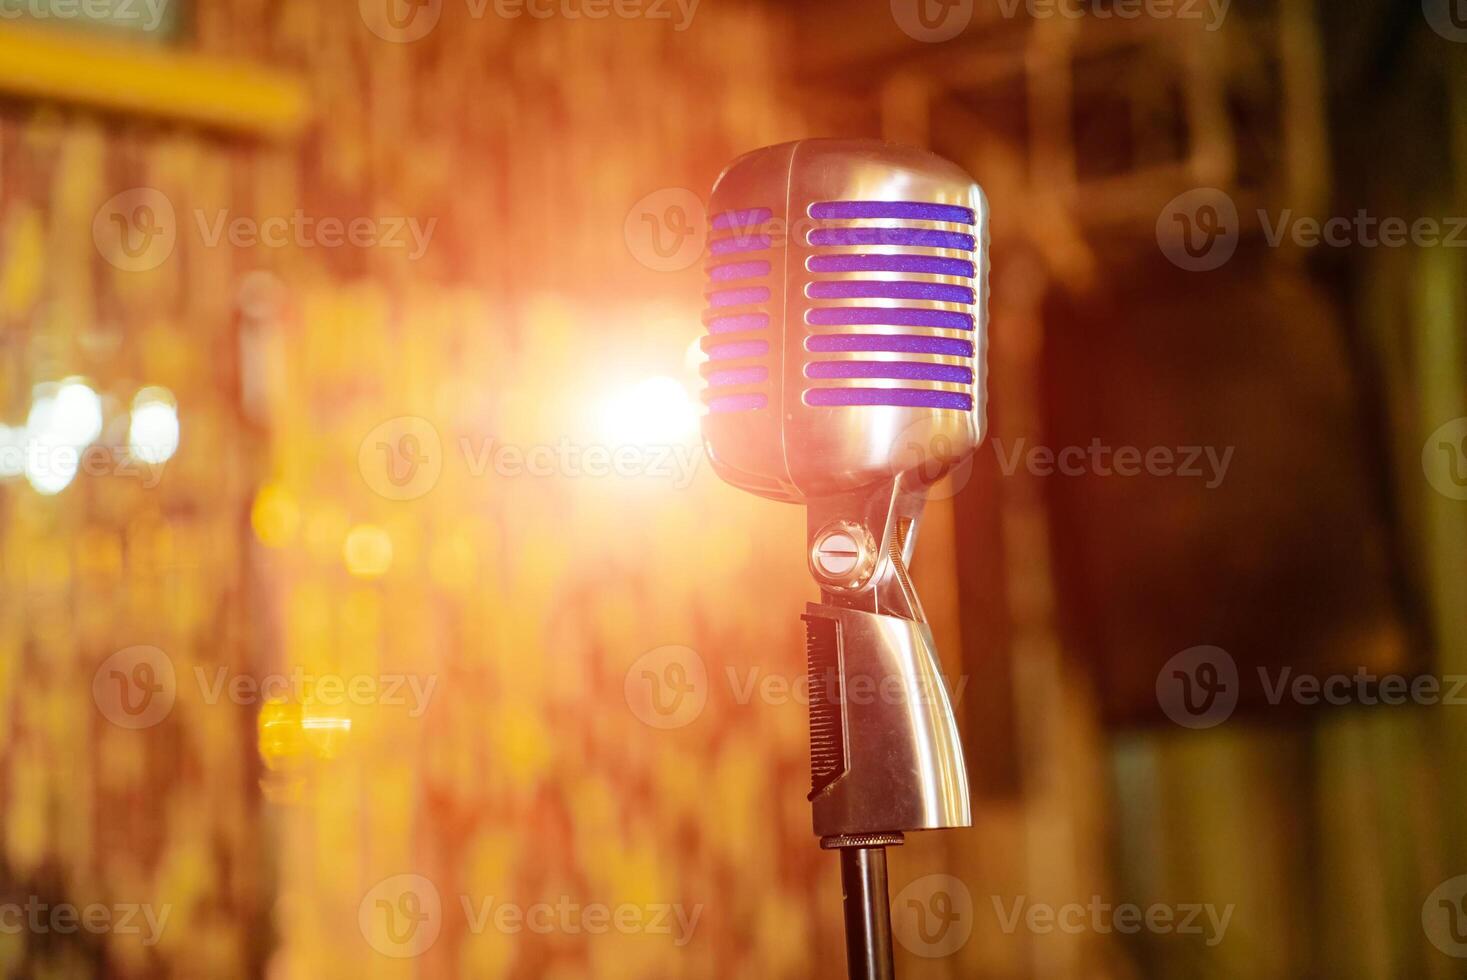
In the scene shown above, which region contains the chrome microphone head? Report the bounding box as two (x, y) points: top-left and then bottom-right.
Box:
(699, 139), (984, 841)
(699, 138), (989, 504)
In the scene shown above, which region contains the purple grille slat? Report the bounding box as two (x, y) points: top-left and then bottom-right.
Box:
(805, 361), (973, 384)
(805, 388), (973, 411)
(706, 340), (769, 361)
(808, 254), (975, 277)
(709, 286), (771, 307)
(708, 393), (768, 413)
(808, 228), (975, 251)
(807, 280), (975, 304)
(709, 260), (771, 282)
(705, 313), (769, 334)
(810, 201), (974, 225)
(806, 335), (974, 357)
(707, 366), (769, 387)
(710, 234), (772, 256)
(807, 307), (974, 331)
(711, 208), (772, 232)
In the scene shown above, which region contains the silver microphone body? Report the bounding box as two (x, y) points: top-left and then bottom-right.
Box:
(699, 138), (987, 840)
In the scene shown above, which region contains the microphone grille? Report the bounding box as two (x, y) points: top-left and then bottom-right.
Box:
(700, 207), (777, 415)
(800, 200), (979, 414)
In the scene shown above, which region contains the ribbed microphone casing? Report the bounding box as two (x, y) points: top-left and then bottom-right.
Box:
(699, 139), (989, 503)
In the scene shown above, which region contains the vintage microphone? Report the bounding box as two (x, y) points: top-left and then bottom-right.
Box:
(697, 138), (988, 980)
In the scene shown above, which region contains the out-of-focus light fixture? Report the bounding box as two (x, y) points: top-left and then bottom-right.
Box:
(50, 379), (104, 446)
(684, 337), (707, 374)
(251, 483), (301, 548)
(343, 524), (394, 578)
(128, 386), (180, 464)
(23, 435), (77, 495)
(22, 378), (102, 495)
(597, 375), (700, 447)
(0, 425), (25, 479)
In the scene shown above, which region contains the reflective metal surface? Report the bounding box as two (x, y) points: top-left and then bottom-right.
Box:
(700, 138), (984, 840)
(804, 601), (971, 837)
(700, 138), (989, 502)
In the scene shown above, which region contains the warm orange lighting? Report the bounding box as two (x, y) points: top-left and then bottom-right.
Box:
(257, 699), (305, 773)
(596, 375), (700, 448)
(251, 483), (300, 548)
(258, 699), (351, 772)
(343, 524), (393, 578)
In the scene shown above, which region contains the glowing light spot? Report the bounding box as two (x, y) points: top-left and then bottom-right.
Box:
(343, 524), (394, 578)
(597, 375), (700, 447)
(257, 699), (305, 772)
(300, 716), (352, 732)
(428, 532), (479, 589)
(0, 425), (25, 478)
(128, 388), (179, 464)
(48, 380), (103, 446)
(300, 709), (352, 760)
(20, 379), (103, 495)
(684, 337), (707, 373)
(23, 437), (77, 495)
(251, 483), (301, 548)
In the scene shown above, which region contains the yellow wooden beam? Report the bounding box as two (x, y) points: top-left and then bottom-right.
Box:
(0, 23), (310, 140)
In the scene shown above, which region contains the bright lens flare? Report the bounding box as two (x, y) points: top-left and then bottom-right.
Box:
(49, 380), (104, 446)
(0, 425), (26, 479)
(344, 524), (394, 578)
(128, 387), (180, 465)
(598, 375), (700, 447)
(22, 379), (102, 494)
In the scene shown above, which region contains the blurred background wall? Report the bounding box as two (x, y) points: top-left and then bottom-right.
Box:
(0, 0), (1463, 977)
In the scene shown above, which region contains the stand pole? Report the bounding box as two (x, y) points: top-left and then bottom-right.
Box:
(838, 845), (895, 980)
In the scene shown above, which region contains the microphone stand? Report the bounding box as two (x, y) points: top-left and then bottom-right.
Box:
(828, 835), (901, 980)
(802, 482), (971, 980)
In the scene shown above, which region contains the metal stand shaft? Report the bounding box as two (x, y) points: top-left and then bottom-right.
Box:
(838, 845), (895, 980)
